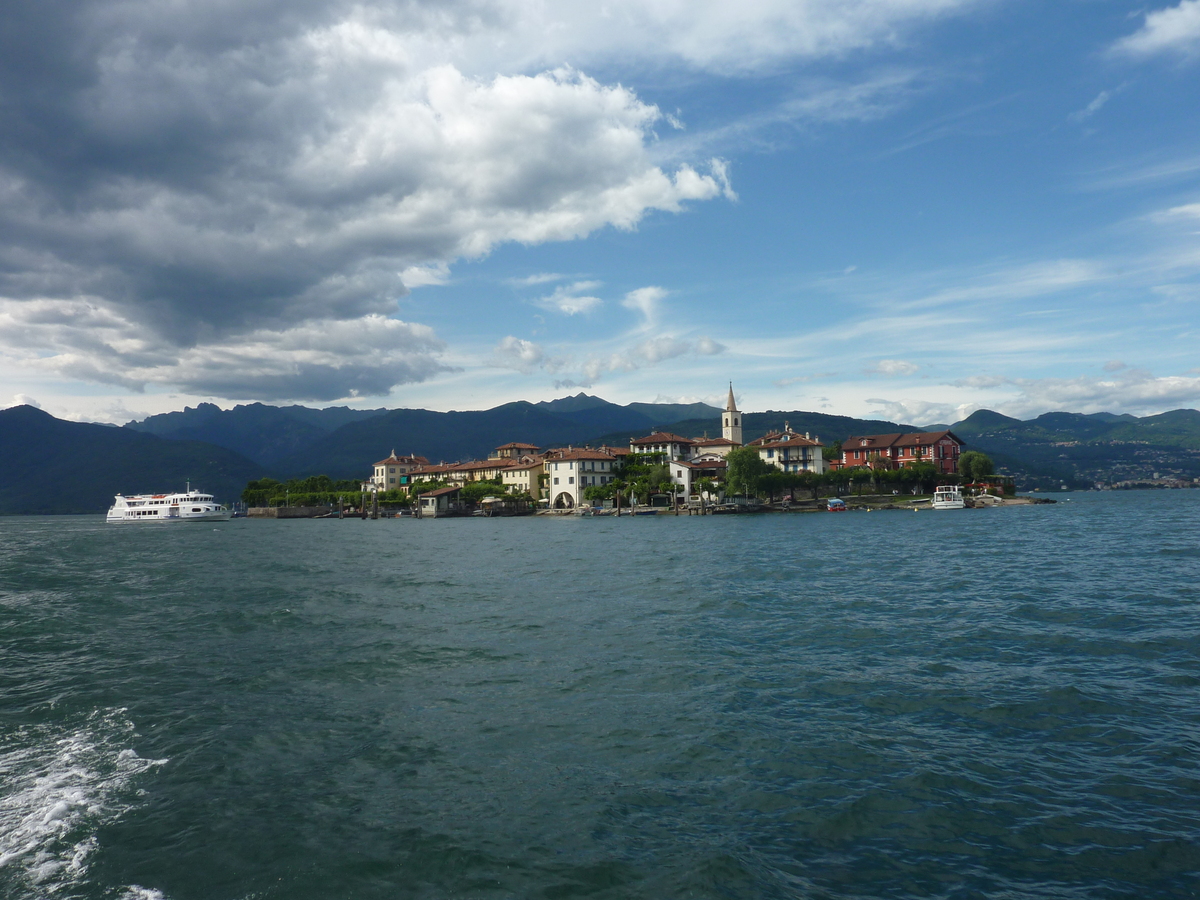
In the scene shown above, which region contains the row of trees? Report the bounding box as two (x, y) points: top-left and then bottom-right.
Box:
(722, 447), (1000, 501)
(242, 475), (365, 508)
(242, 475), (532, 509)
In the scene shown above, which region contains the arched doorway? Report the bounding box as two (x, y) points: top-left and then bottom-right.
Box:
(553, 492), (575, 509)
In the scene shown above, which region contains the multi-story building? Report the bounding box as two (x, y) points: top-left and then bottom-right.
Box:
(629, 431), (696, 461)
(668, 458), (728, 500)
(371, 451), (430, 490)
(836, 431), (964, 475)
(691, 436), (739, 458)
(747, 426), (827, 474)
(544, 448), (618, 508)
(501, 460), (545, 496)
(491, 442), (541, 459)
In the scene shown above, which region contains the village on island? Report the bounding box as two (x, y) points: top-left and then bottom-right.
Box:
(243, 386), (1018, 518)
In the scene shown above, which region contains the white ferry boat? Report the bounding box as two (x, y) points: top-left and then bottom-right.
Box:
(931, 484), (965, 510)
(107, 487), (232, 523)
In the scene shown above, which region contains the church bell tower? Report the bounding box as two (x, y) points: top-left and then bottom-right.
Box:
(722, 383), (742, 446)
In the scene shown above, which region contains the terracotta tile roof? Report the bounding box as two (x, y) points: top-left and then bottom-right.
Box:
(748, 429), (823, 449)
(844, 431), (962, 450)
(545, 448), (618, 461)
(673, 459), (727, 469)
(373, 454), (429, 466)
(630, 432), (695, 445)
(495, 442), (541, 450)
(419, 486), (461, 497)
(452, 458), (517, 471)
(757, 436), (822, 450)
(409, 464), (455, 476)
(692, 437), (738, 446)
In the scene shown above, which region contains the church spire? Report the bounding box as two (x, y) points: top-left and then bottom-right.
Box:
(722, 383), (742, 446)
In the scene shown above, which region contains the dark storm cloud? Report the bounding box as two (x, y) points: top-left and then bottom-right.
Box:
(5, 0), (880, 399)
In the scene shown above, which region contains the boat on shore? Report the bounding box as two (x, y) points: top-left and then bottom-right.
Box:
(931, 485), (965, 510)
(107, 487), (232, 523)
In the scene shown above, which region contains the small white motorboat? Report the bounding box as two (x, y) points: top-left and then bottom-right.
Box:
(931, 485), (965, 510)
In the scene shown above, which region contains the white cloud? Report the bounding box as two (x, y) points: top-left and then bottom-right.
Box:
(579, 334), (726, 382)
(943, 367), (1200, 419)
(383, 0), (979, 77)
(400, 263), (452, 288)
(1002, 370), (1200, 418)
(867, 398), (972, 425)
(773, 373), (838, 387)
(533, 282), (604, 315)
(10, 394), (41, 410)
(490, 336), (555, 373)
(621, 286), (669, 326)
(0, 300), (446, 401)
(1068, 90), (1111, 123)
(870, 359), (920, 376)
(1154, 202), (1200, 221)
(896, 259), (1109, 311)
(1114, 0), (1200, 58)
(508, 273), (565, 286)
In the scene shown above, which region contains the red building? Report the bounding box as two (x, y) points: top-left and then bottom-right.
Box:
(834, 431), (964, 475)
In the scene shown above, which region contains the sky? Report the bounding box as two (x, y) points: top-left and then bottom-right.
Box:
(2, 0), (1200, 426)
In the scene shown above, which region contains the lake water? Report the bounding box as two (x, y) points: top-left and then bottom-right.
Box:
(2, 491), (1199, 899)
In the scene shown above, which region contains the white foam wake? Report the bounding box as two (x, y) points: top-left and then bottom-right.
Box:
(0, 708), (168, 898)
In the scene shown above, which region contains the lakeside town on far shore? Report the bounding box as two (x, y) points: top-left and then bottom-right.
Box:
(241, 385), (1026, 518)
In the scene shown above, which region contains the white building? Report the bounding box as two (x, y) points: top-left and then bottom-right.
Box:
(372, 451), (429, 490)
(748, 425), (827, 474)
(668, 458), (728, 501)
(629, 431), (696, 461)
(545, 449), (617, 508)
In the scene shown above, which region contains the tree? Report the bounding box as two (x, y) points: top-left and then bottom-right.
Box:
(582, 483), (613, 506)
(459, 480), (504, 504)
(958, 451), (994, 483)
(760, 470), (788, 502)
(725, 447), (772, 498)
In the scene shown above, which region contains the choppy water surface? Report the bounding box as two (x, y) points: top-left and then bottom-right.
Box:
(2, 491), (1199, 899)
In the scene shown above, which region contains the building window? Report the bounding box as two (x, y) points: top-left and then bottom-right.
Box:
(568, 477), (574, 484)
(554, 478), (559, 485)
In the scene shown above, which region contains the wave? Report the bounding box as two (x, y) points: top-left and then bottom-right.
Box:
(0, 708), (168, 899)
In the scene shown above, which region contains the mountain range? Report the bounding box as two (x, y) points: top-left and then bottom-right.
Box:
(125, 394), (724, 475)
(4, 397), (1199, 514)
(0, 405), (262, 515)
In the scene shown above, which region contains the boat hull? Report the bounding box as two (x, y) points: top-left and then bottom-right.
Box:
(106, 489), (232, 523)
(106, 510), (233, 522)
